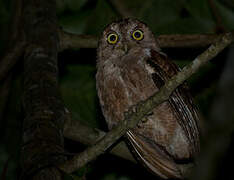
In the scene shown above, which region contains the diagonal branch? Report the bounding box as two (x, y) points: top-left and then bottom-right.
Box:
(63, 112), (135, 162)
(60, 33), (233, 174)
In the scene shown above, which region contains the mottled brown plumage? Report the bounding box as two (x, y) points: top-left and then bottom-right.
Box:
(96, 18), (201, 179)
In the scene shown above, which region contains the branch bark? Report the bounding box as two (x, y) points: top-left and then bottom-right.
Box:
(58, 28), (98, 50)
(63, 111), (135, 162)
(58, 28), (231, 51)
(60, 33), (233, 174)
(21, 0), (66, 179)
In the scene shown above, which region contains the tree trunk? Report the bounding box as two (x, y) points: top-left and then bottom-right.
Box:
(21, 0), (66, 179)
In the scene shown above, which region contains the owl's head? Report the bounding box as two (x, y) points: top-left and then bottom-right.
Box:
(97, 18), (160, 63)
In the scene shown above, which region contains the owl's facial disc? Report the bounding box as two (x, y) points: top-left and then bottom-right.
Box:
(99, 18), (161, 61)
(105, 29), (145, 55)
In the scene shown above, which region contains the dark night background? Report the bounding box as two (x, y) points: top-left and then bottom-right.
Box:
(0, 0), (234, 179)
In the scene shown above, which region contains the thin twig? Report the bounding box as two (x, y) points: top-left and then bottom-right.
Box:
(0, 41), (25, 82)
(0, 0), (25, 82)
(60, 33), (233, 174)
(208, 0), (226, 33)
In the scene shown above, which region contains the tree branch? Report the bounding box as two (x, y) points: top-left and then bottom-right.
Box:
(58, 28), (98, 50)
(60, 32), (233, 174)
(1, 29), (230, 82)
(58, 28), (231, 51)
(63, 112), (135, 162)
(157, 34), (225, 48)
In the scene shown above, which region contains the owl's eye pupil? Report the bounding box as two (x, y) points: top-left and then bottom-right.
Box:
(132, 29), (144, 41)
(110, 35), (116, 41)
(107, 33), (118, 44)
(134, 32), (141, 38)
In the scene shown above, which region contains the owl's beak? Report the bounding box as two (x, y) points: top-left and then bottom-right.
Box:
(123, 44), (128, 54)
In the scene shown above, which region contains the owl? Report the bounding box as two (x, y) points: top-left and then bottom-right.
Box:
(96, 18), (201, 179)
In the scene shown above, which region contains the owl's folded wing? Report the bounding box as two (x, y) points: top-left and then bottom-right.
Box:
(148, 49), (201, 155)
(126, 130), (184, 179)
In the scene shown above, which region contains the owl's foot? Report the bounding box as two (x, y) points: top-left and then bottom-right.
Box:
(124, 105), (137, 117)
(137, 112), (153, 128)
(142, 112), (153, 122)
(141, 117), (148, 123)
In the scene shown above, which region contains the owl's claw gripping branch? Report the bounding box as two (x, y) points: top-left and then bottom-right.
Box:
(141, 117), (148, 123)
(60, 33), (232, 175)
(141, 112), (153, 123)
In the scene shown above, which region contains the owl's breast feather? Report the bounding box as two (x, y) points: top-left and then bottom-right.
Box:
(96, 48), (194, 178)
(96, 51), (157, 127)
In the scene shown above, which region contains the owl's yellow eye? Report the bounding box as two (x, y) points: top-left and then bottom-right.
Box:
(132, 29), (144, 41)
(107, 33), (118, 44)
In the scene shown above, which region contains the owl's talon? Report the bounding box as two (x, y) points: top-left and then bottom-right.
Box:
(137, 116), (148, 128)
(124, 111), (130, 118)
(141, 117), (148, 123)
(129, 105), (137, 113)
(147, 112), (153, 116)
(137, 121), (144, 128)
(140, 112), (153, 123)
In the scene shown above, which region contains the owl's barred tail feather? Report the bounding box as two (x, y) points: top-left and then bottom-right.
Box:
(126, 131), (193, 179)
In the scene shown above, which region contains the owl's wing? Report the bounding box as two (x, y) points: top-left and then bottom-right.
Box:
(126, 131), (184, 179)
(148, 49), (201, 155)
